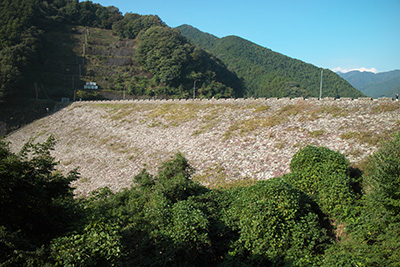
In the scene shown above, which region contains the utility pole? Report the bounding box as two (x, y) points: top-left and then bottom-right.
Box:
(319, 69), (323, 100)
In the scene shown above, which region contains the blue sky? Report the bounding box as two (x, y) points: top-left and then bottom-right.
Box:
(92, 0), (399, 73)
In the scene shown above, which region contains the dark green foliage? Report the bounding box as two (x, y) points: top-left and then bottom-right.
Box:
(178, 25), (364, 98)
(285, 145), (359, 218)
(364, 132), (400, 220)
(224, 178), (331, 266)
(0, 136), (78, 241)
(2, 134), (400, 266)
(0, 136), (79, 264)
(323, 133), (400, 266)
(50, 221), (123, 266)
(153, 152), (205, 203)
(176, 24), (219, 51)
(59, 0), (123, 28)
(112, 12), (165, 39)
(0, 0), (44, 101)
(136, 26), (243, 98)
(1, 0), (244, 107)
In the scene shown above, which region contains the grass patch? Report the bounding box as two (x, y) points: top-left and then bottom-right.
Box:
(304, 105), (349, 119)
(278, 104), (305, 116)
(253, 105), (270, 112)
(62, 158), (75, 166)
(192, 120), (218, 136)
(274, 142), (286, 149)
(94, 103), (151, 122)
(193, 164), (256, 189)
(223, 115), (283, 140)
(77, 177), (90, 184)
(308, 129), (325, 137)
(347, 149), (363, 158)
(340, 130), (393, 146)
(320, 105), (348, 117)
(147, 103), (204, 127)
(371, 103), (400, 113)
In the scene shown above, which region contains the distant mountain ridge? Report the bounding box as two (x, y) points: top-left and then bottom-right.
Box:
(337, 70), (400, 98)
(177, 24), (364, 99)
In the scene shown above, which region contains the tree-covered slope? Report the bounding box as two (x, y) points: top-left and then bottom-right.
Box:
(0, 0), (244, 104)
(177, 24), (364, 98)
(338, 70), (400, 98)
(0, 0), (246, 134)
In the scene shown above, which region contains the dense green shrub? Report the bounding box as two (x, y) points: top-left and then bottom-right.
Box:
(322, 133), (400, 266)
(363, 132), (400, 222)
(0, 136), (79, 265)
(50, 221), (123, 266)
(224, 178), (331, 266)
(3, 135), (400, 266)
(284, 145), (358, 218)
(0, 136), (78, 241)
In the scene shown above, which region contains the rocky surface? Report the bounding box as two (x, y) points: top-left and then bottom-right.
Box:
(6, 98), (400, 196)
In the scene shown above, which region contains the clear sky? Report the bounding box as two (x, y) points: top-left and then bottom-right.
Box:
(92, 0), (399, 73)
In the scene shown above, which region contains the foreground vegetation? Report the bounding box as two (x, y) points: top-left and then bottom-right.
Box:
(1, 132), (399, 266)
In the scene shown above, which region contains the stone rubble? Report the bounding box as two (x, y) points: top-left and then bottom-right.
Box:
(6, 98), (400, 196)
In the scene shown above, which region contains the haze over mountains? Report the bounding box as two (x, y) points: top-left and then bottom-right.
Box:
(337, 70), (400, 98)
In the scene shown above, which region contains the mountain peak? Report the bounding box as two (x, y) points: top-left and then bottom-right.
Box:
(337, 70), (400, 98)
(178, 25), (363, 98)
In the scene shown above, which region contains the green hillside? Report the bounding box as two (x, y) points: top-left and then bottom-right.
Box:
(177, 24), (364, 98)
(0, 0), (243, 104)
(338, 70), (400, 98)
(0, 0), (245, 133)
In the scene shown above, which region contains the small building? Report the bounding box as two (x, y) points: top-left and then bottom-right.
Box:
(84, 82), (98, 90)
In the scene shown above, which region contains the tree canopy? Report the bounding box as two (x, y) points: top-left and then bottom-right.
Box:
(0, 0), (244, 104)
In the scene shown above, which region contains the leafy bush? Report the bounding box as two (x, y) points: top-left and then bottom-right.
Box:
(285, 145), (358, 218)
(3, 135), (400, 266)
(363, 132), (400, 221)
(224, 178), (331, 266)
(323, 132), (400, 266)
(0, 136), (78, 241)
(50, 222), (122, 266)
(0, 136), (79, 264)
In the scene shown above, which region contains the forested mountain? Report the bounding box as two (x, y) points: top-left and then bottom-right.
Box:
(177, 24), (364, 98)
(0, 0), (245, 133)
(338, 70), (400, 98)
(0, 0), (243, 105)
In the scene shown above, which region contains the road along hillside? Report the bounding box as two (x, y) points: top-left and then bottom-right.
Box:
(6, 98), (400, 196)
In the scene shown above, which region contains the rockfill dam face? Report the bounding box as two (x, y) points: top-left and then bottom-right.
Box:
(6, 97), (400, 196)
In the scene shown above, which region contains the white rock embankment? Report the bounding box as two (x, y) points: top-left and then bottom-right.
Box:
(6, 98), (400, 196)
